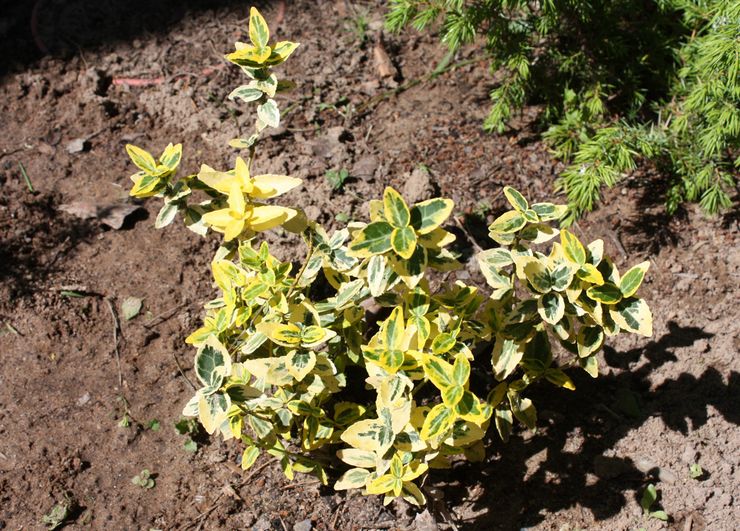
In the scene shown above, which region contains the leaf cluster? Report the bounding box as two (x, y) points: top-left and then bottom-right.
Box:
(122, 6), (653, 508)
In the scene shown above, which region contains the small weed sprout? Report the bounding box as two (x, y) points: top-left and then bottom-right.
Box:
(640, 483), (669, 521)
(325, 168), (350, 191)
(123, 6), (653, 508)
(689, 463), (704, 480)
(132, 469), (155, 489)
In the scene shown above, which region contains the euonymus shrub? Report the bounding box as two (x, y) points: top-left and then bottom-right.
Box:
(125, 7), (652, 507)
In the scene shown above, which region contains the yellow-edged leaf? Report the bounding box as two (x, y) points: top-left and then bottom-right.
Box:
(248, 7), (270, 48)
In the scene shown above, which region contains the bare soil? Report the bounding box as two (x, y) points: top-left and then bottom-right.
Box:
(1, 1), (738, 530)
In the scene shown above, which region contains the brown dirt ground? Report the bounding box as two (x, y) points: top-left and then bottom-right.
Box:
(1, 1), (738, 530)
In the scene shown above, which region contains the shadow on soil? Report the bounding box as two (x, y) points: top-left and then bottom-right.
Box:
(0, 0), (278, 78)
(427, 321), (738, 529)
(0, 190), (97, 300)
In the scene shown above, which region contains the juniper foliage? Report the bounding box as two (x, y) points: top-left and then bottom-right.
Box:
(387, 0), (739, 221)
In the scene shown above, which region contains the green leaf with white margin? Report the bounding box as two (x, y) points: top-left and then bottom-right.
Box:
(341, 418), (394, 454)
(409, 198), (454, 234)
(577, 263), (604, 285)
(348, 221), (393, 257)
(228, 85), (263, 103)
(492, 338), (525, 381)
(619, 260), (650, 298)
(391, 226), (417, 259)
(503, 186), (528, 211)
(382, 307), (405, 349)
(254, 74), (278, 97)
(577, 326), (604, 358)
(579, 354), (599, 377)
(519, 223), (558, 244)
(431, 332), (455, 355)
(452, 352), (470, 386)
(401, 482), (427, 506)
(334, 468), (370, 490)
(442, 385), (464, 407)
(155, 202), (179, 229)
(195, 336), (232, 394)
(389, 245), (427, 288)
(587, 239), (604, 266)
(286, 350), (316, 381)
(522, 208), (539, 223)
(367, 254), (389, 297)
(477, 248), (514, 269)
(560, 229), (586, 265)
(265, 41), (300, 66)
(477, 251), (514, 297)
(510, 394), (537, 430)
(489, 230), (516, 246)
(337, 448), (377, 468)
(423, 355), (454, 389)
(248, 6), (270, 49)
(257, 99), (280, 128)
(523, 260), (552, 293)
(159, 143), (182, 170)
(198, 392), (229, 435)
(383, 186), (410, 228)
(489, 210), (526, 234)
(586, 283), (623, 304)
(537, 292), (564, 324)
(241, 445), (260, 470)
(610, 297), (652, 336)
(531, 202), (567, 221)
(335, 279), (364, 308)
(420, 403), (454, 440)
(494, 406), (513, 441)
(301, 325), (337, 347)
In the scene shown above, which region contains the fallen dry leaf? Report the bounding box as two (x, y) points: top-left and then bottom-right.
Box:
(58, 201), (143, 230)
(373, 37), (395, 79)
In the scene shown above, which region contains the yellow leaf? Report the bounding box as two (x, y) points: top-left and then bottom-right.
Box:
(252, 174), (302, 199)
(249, 6), (270, 49)
(256, 322), (302, 347)
(366, 474), (399, 495)
(249, 205), (296, 231)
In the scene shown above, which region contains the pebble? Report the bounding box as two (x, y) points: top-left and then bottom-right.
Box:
(402, 166), (436, 204)
(293, 519), (312, 531)
(413, 509), (438, 531)
(251, 516), (271, 531)
(66, 138), (88, 154)
(76, 392), (91, 406)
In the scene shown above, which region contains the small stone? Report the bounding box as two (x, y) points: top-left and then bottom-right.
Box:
(633, 456), (659, 474)
(76, 392), (91, 406)
(402, 166), (436, 204)
(293, 518), (313, 531)
(66, 138), (89, 154)
(304, 205), (322, 222)
(252, 516), (271, 531)
(413, 509), (438, 531)
(658, 467), (677, 484)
